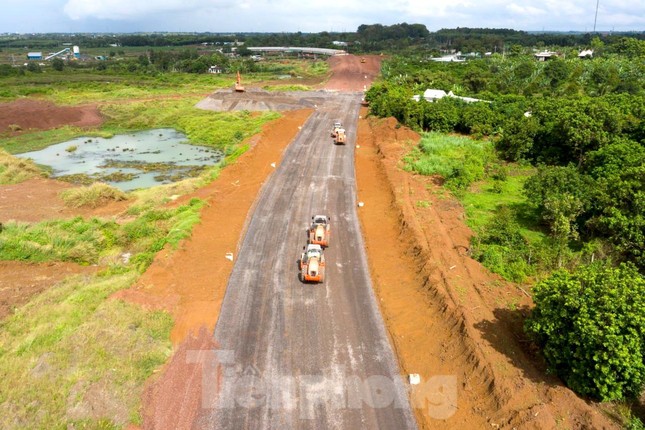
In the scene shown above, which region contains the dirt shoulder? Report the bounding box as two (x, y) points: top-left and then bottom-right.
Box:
(355, 114), (616, 429)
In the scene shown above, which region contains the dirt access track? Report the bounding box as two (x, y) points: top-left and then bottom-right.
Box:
(0, 54), (615, 429)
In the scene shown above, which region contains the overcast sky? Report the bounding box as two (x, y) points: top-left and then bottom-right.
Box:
(1, 0), (643, 34)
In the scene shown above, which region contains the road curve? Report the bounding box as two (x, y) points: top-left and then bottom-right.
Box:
(199, 92), (417, 429)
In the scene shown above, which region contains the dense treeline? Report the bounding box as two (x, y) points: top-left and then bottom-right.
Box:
(2, 27), (643, 54)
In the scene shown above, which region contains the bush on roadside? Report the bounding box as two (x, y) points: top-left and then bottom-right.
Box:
(525, 263), (645, 401)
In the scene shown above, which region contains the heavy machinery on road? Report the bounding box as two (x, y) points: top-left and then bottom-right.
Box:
(300, 244), (325, 283)
(309, 215), (330, 247)
(234, 71), (245, 92)
(334, 128), (346, 145)
(331, 121), (342, 138)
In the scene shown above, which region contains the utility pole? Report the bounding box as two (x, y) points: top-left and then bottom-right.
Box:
(593, 0), (600, 32)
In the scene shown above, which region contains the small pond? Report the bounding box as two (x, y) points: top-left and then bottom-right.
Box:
(18, 129), (223, 191)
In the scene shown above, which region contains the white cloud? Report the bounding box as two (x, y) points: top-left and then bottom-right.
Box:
(63, 0), (235, 20)
(506, 3), (545, 17)
(2, 0), (643, 33)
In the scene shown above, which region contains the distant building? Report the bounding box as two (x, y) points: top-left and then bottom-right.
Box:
(578, 49), (594, 59)
(412, 89), (488, 103)
(430, 52), (466, 62)
(27, 52), (42, 60)
(534, 51), (557, 61)
(332, 41), (348, 47)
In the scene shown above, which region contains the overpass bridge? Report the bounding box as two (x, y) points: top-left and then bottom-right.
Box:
(247, 46), (346, 56)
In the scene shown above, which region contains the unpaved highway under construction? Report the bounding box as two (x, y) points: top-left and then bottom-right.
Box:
(197, 92), (418, 429)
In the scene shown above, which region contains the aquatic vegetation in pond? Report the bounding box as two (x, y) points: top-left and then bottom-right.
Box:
(17, 129), (223, 191)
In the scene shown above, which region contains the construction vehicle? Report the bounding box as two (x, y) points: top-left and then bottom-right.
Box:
(300, 244), (325, 283)
(334, 128), (346, 145)
(234, 71), (245, 92)
(309, 215), (330, 248)
(331, 121), (342, 138)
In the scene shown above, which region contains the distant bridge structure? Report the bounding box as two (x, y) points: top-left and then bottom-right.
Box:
(247, 47), (347, 56)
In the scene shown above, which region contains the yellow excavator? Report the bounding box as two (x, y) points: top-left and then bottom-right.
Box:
(234, 71), (245, 92)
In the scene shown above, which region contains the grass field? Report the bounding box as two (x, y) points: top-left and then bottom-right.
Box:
(0, 72), (229, 103)
(0, 272), (173, 428)
(404, 132), (495, 192)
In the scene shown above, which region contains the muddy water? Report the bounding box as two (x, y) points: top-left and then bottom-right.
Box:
(18, 129), (223, 191)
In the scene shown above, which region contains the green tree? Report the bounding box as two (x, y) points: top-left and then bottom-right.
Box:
(524, 165), (593, 262)
(51, 57), (64, 71)
(543, 58), (570, 90)
(584, 140), (645, 270)
(495, 115), (539, 161)
(26, 62), (41, 73)
(525, 263), (645, 401)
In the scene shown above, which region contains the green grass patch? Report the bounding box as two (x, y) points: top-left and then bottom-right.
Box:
(60, 183), (129, 209)
(461, 166), (541, 239)
(0, 272), (172, 428)
(0, 198), (205, 268)
(0, 217), (120, 264)
(0, 148), (45, 184)
(0, 72), (231, 104)
(404, 132), (495, 193)
(404, 132), (562, 282)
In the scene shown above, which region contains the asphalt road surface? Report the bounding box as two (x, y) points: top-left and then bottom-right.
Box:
(199, 92), (418, 429)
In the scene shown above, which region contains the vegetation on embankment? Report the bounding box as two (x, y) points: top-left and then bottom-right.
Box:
(60, 183), (129, 208)
(0, 170), (210, 428)
(404, 132), (548, 283)
(0, 272), (173, 428)
(0, 197), (204, 268)
(385, 37), (645, 413)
